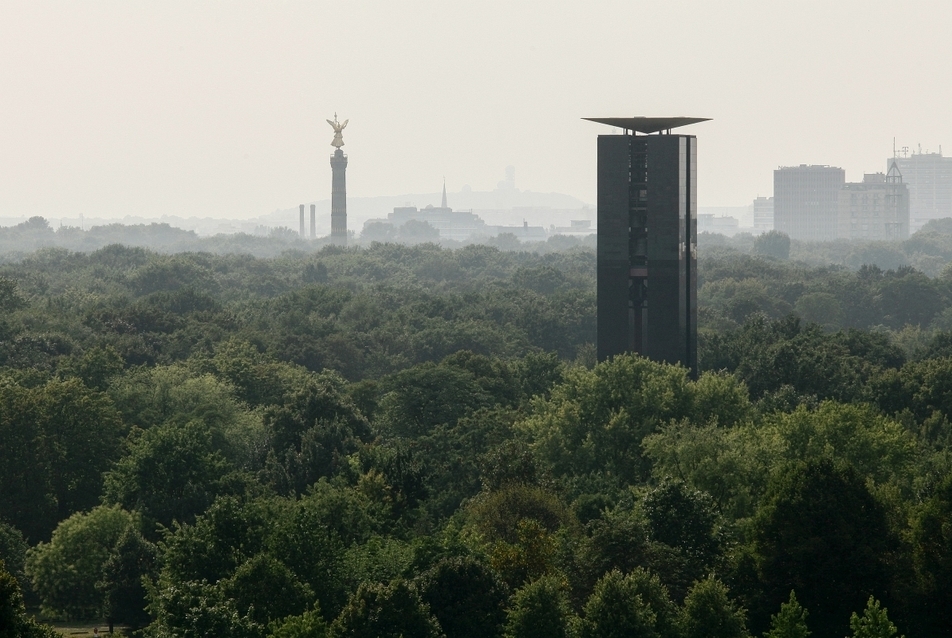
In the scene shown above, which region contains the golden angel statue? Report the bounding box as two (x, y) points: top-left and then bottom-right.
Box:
(327, 113), (348, 149)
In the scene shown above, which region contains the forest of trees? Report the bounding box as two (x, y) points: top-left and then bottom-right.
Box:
(4, 219), (952, 636)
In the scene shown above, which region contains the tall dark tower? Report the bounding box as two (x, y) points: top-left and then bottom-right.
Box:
(585, 116), (709, 376)
(310, 204), (317, 239)
(327, 114), (349, 245)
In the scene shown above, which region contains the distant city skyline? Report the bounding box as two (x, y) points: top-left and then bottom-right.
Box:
(0, 183), (594, 236)
(2, 1), (950, 220)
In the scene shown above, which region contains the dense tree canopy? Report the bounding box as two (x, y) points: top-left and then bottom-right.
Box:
(5, 231), (952, 635)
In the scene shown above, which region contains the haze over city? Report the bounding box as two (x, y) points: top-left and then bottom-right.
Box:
(2, 0), (951, 222)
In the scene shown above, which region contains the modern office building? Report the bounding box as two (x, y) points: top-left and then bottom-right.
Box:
(585, 116), (708, 376)
(836, 164), (909, 241)
(773, 165), (845, 241)
(888, 148), (952, 232)
(752, 196), (774, 232)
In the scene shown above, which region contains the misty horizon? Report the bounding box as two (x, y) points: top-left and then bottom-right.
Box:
(2, 1), (950, 222)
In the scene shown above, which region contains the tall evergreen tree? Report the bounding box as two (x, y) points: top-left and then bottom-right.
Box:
(764, 591), (809, 638)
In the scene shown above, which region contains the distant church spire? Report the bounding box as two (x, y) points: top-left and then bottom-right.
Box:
(441, 178), (448, 208)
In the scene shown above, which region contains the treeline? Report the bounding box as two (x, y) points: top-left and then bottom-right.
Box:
(704, 217), (952, 276)
(2, 239), (952, 636)
(0, 216), (597, 261)
(700, 253), (952, 335)
(9, 212), (952, 275)
(0, 242), (596, 378)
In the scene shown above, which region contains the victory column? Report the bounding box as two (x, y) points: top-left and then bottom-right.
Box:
(327, 114), (348, 245)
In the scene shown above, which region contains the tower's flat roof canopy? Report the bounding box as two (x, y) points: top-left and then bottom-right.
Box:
(583, 116), (711, 134)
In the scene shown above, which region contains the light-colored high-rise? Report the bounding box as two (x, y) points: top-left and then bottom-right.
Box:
(752, 196), (774, 232)
(774, 165), (845, 241)
(888, 148), (952, 232)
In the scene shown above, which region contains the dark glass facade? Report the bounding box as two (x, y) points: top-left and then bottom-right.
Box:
(596, 134), (697, 376)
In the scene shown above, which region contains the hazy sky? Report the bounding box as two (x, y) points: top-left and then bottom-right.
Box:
(2, 1), (950, 220)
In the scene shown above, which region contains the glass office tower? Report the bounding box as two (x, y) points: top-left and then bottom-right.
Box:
(587, 117), (707, 377)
